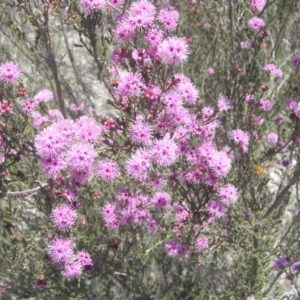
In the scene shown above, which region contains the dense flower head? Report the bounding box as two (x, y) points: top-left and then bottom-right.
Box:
(35, 126), (66, 158)
(267, 133), (278, 144)
(52, 119), (75, 143)
(293, 261), (300, 272)
(248, 17), (265, 31)
(130, 120), (153, 145)
(165, 240), (187, 257)
(129, 0), (156, 27)
(263, 64), (283, 78)
(273, 256), (290, 271)
(152, 192), (171, 209)
(245, 94), (256, 105)
(79, 0), (106, 14)
(76, 251), (93, 268)
(157, 9), (179, 31)
(146, 28), (163, 46)
(97, 160), (119, 182)
(51, 204), (77, 231)
(49, 238), (73, 264)
(61, 262), (83, 280)
(126, 149), (151, 181)
(217, 96), (231, 112)
(207, 201), (226, 218)
(0, 61), (22, 85)
(48, 109), (63, 121)
(107, 0), (124, 8)
(229, 129), (250, 152)
(209, 150), (232, 178)
(251, 0), (266, 11)
(292, 56), (300, 68)
(75, 116), (102, 144)
(206, 67), (214, 74)
(259, 99), (273, 111)
(196, 236), (209, 251)
(285, 99), (297, 111)
(41, 155), (66, 178)
(22, 99), (36, 113)
(219, 184), (238, 205)
(157, 37), (189, 65)
(151, 136), (178, 166)
(34, 89), (53, 104)
(67, 142), (96, 172)
(116, 72), (144, 97)
(241, 40), (251, 49)
(176, 81), (198, 105)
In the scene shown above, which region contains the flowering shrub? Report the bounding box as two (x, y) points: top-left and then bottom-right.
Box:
(1, 0), (300, 299)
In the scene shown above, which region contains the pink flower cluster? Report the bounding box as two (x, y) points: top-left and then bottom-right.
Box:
(263, 64), (283, 78)
(49, 238), (93, 280)
(22, 89), (53, 114)
(0, 62), (22, 85)
(250, 0), (266, 11)
(33, 0), (249, 277)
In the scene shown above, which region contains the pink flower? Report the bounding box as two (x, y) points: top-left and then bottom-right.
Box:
(79, 0), (106, 14)
(52, 119), (75, 143)
(48, 109), (63, 121)
(0, 61), (22, 85)
(292, 56), (300, 68)
(259, 99), (273, 111)
(263, 64), (283, 78)
(196, 236), (209, 251)
(151, 136), (178, 167)
(229, 129), (250, 152)
(217, 96), (231, 112)
(165, 240), (187, 257)
(152, 192), (171, 209)
(51, 204), (77, 231)
(241, 41), (251, 49)
(130, 121), (152, 145)
(75, 116), (102, 144)
(49, 238), (73, 264)
(157, 9), (179, 31)
(116, 72), (144, 97)
(267, 133), (278, 144)
(176, 82), (199, 105)
(158, 37), (189, 65)
(207, 201), (226, 218)
(248, 17), (265, 31)
(67, 142), (96, 172)
(285, 99), (297, 111)
(219, 184), (238, 205)
(35, 126), (66, 158)
(207, 67), (214, 74)
(22, 99), (36, 113)
(126, 149), (151, 181)
(61, 262), (83, 280)
(251, 0), (266, 11)
(203, 23), (211, 30)
(114, 19), (135, 40)
(97, 160), (119, 182)
(40, 155), (66, 178)
(128, 0), (156, 27)
(76, 251), (93, 268)
(151, 177), (166, 191)
(245, 94), (256, 104)
(145, 28), (163, 46)
(34, 89), (53, 104)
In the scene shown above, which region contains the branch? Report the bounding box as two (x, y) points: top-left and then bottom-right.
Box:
(263, 164), (300, 218)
